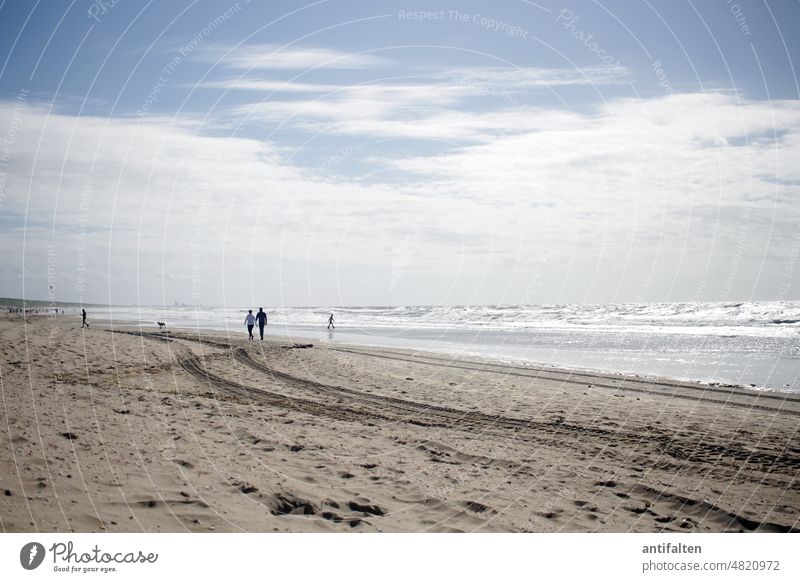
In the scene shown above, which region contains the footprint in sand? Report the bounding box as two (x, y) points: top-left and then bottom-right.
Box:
(171, 459), (194, 469)
(270, 493), (316, 516)
(347, 500), (385, 516)
(463, 500), (494, 514)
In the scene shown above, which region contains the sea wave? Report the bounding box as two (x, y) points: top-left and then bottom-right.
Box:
(87, 301), (800, 338)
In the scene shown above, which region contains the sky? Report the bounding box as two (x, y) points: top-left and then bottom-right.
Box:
(0, 0), (799, 307)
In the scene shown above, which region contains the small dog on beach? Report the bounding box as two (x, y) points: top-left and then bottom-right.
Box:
(156, 322), (166, 329)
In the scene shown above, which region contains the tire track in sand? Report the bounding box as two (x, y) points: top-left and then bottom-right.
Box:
(111, 330), (800, 476)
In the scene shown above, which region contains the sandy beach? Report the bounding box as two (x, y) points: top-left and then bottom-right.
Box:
(1, 313), (798, 533)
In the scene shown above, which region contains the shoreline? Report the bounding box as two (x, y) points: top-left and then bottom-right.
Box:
(1, 314), (799, 532)
(113, 323), (800, 412)
(8, 298), (795, 393)
(98, 317), (800, 396)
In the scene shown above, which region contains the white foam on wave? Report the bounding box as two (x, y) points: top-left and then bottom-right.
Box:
(88, 301), (799, 392)
(92, 301), (800, 338)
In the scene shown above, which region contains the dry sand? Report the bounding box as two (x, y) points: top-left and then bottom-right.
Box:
(1, 313), (798, 532)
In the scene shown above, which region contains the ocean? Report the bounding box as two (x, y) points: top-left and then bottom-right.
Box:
(58, 301), (800, 393)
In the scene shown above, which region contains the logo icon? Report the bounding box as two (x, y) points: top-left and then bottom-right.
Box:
(20, 542), (46, 570)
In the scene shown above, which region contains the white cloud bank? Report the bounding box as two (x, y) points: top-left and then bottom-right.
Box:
(198, 43), (392, 70)
(1, 86), (798, 306)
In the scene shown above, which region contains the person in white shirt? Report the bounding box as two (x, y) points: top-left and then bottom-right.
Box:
(244, 310), (256, 339)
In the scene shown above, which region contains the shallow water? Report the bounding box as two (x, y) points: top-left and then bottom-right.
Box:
(273, 325), (799, 392)
(75, 301), (800, 393)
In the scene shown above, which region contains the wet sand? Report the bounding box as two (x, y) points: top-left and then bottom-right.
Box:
(1, 314), (798, 532)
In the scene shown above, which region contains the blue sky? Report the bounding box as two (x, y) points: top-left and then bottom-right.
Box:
(1, 0), (799, 306)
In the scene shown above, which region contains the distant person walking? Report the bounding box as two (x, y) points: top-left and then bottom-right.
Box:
(244, 310), (255, 339)
(327, 313), (335, 329)
(256, 307), (268, 340)
(81, 308), (89, 328)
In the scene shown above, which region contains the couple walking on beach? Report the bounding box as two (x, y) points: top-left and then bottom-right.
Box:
(244, 308), (268, 340)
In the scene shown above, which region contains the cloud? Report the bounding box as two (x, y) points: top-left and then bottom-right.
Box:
(213, 65), (631, 141)
(202, 64), (629, 93)
(391, 92), (800, 191)
(230, 81), (489, 139)
(1, 89), (798, 305)
(384, 92), (800, 298)
(195, 61), (633, 142)
(226, 78), (587, 141)
(444, 65), (631, 87)
(0, 103), (470, 304)
(198, 43), (392, 70)
(199, 78), (342, 93)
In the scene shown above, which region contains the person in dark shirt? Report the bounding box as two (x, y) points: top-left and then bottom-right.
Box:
(256, 307), (267, 340)
(81, 308), (89, 328)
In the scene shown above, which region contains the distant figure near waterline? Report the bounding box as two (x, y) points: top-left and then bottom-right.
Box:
(327, 313), (335, 329)
(256, 308), (267, 340)
(244, 310), (255, 340)
(157, 322), (166, 329)
(81, 309), (89, 328)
